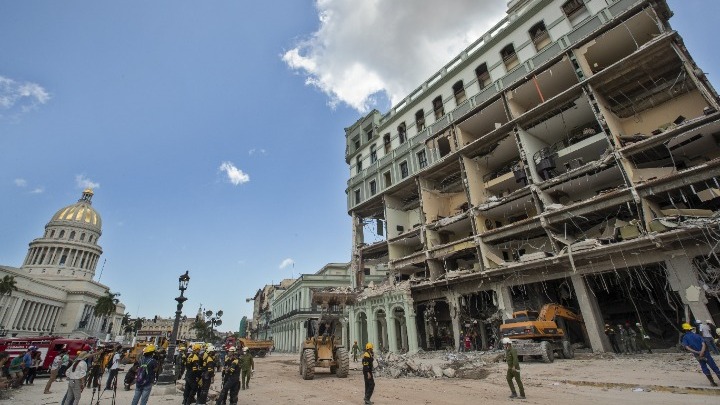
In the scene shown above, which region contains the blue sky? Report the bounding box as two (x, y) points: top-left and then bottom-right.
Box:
(0, 0), (717, 332)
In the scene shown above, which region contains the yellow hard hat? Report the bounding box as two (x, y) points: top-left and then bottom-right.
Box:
(143, 344), (156, 354)
(682, 322), (693, 331)
(192, 343), (203, 351)
(365, 342), (373, 350)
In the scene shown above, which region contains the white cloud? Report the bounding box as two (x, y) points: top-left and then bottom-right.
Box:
(0, 75), (50, 116)
(30, 187), (44, 194)
(75, 174), (100, 189)
(219, 161), (250, 185)
(248, 149), (267, 156)
(279, 258), (295, 269)
(14, 178), (27, 187)
(283, 0), (506, 112)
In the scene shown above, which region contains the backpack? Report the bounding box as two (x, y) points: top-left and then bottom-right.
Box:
(135, 358), (151, 386)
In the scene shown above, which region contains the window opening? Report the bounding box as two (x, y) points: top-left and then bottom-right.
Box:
(500, 44), (519, 70)
(370, 144), (377, 163)
(384, 171), (392, 188)
(452, 81), (466, 104)
(475, 63), (491, 89)
(69, 231), (76, 240)
(438, 137), (452, 157)
(370, 180), (377, 195)
(529, 21), (550, 51)
(415, 110), (425, 131)
(432, 96), (445, 120)
(417, 150), (428, 169)
(366, 129), (373, 141)
(384, 133), (391, 153)
(400, 161), (409, 178)
(354, 189), (361, 204)
(398, 123), (407, 144)
(562, 0), (587, 21)
(356, 155), (363, 174)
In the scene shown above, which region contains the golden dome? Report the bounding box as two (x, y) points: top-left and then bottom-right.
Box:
(49, 189), (102, 229)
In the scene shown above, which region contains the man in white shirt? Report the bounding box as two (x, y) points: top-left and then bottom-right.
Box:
(44, 350), (65, 394)
(63, 351), (89, 405)
(700, 320), (720, 355)
(105, 347), (122, 390)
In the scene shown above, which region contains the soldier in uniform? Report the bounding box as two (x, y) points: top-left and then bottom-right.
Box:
(182, 343), (202, 405)
(239, 347), (254, 390)
(215, 347), (240, 405)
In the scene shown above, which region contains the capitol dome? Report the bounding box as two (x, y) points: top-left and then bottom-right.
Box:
(22, 188), (104, 279)
(49, 188), (102, 231)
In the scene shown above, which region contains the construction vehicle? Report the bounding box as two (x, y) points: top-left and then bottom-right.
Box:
(225, 336), (273, 357)
(299, 289), (357, 380)
(499, 303), (585, 363)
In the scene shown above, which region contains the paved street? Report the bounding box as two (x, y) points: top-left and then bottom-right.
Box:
(4, 353), (720, 404)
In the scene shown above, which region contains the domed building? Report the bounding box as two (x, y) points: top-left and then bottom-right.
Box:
(0, 189), (125, 339)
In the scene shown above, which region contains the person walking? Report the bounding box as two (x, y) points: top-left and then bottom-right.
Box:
(105, 346), (122, 390)
(625, 322), (640, 354)
(352, 341), (360, 362)
(62, 351), (88, 405)
(182, 343), (202, 405)
(26, 350), (42, 385)
(604, 324), (621, 353)
(503, 338), (526, 399)
(239, 347), (254, 390)
(216, 347), (240, 405)
(58, 350), (70, 381)
(129, 344), (158, 405)
(362, 342), (375, 405)
(21, 346), (35, 385)
(635, 322), (653, 354)
(699, 320), (720, 355)
(45, 351), (64, 393)
(681, 322), (720, 386)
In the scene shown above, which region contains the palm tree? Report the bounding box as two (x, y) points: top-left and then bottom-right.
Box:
(94, 291), (120, 317)
(0, 275), (19, 327)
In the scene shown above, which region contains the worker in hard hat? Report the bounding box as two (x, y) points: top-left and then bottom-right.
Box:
(635, 322), (653, 354)
(197, 345), (217, 405)
(130, 344), (158, 405)
(681, 322), (720, 386)
(182, 343), (203, 405)
(503, 338), (525, 399)
(216, 347), (240, 405)
(176, 343), (188, 381)
(239, 347), (254, 390)
(362, 342), (375, 405)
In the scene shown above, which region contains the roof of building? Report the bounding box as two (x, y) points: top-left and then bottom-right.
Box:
(49, 189), (102, 230)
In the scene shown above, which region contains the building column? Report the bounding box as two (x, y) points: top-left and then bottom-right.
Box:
(571, 274), (610, 352)
(35, 305), (48, 331)
(666, 255), (714, 323)
(21, 302), (35, 330)
(494, 285), (514, 320)
(368, 310), (377, 348)
(446, 293), (461, 351)
(10, 299), (26, 329)
(399, 318), (408, 352)
(385, 305), (398, 353)
(479, 321), (488, 350)
(404, 301), (419, 353)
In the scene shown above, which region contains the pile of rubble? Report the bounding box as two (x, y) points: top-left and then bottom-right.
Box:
(374, 349), (504, 379)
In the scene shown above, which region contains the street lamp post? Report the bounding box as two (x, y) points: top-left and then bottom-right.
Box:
(156, 271), (190, 386)
(203, 309), (223, 342)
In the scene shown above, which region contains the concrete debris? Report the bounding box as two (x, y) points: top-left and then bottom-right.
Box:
(374, 349), (500, 379)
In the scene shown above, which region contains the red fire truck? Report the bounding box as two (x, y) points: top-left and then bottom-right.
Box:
(0, 335), (96, 372)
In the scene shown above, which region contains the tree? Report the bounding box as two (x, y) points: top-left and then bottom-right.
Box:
(94, 291), (120, 317)
(0, 275), (19, 327)
(191, 318), (211, 342)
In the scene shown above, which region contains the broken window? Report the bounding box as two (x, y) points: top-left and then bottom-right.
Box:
(384, 171), (392, 188)
(416, 109), (426, 131)
(417, 150), (428, 169)
(370, 180), (377, 195)
(356, 155), (363, 173)
(384, 133), (391, 153)
(370, 144), (377, 163)
(475, 63), (491, 90)
(398, 122), (407, 144)
(433, 96), (445, 120)
(400, 161), (409, 178)
(561, 0), (587, 24)
(500, 44), (519, 71)
(453, 80), (466, 105)
(529, 21), (550, 51)
(437, 136), (452, 158)
(354, 189), (361, 204)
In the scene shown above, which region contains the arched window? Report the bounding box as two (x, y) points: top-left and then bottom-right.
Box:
(432, 96), (444, 119)
(59, 230), (65, 238)
(397, 122), (407, 144)
(475, 63), (491, 90)
(529, 21), (550, 51)
(383, 133), (391, 153)
(80, 233), (86, 241)
(69, 231), (76, 240)
(415, 109), (425, 131)
(500, 44), (518, 70)
(452, 80), (466, 104)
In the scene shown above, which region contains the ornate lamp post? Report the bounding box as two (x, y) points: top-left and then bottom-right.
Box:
(157, 271), (190, 385)
(203, 309), (223, 342)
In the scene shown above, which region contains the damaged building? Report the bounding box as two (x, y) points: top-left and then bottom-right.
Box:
(344, 0), (720, 354)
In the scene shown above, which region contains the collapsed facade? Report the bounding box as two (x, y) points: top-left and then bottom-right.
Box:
(345, 0), (720, 354)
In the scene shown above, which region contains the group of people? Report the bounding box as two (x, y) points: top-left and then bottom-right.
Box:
(604, 321), (653, 354)
(179, 342), (255, 405)
(0, 346), (50, 389)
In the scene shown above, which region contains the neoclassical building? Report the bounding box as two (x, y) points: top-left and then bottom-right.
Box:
(0, 189), (125, 339)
